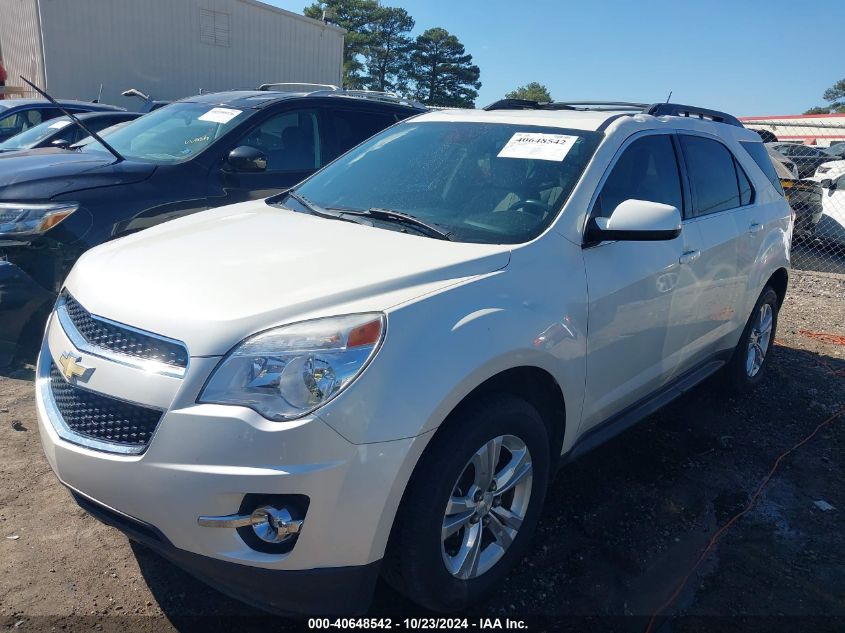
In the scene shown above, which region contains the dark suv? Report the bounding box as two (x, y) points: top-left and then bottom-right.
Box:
(0, 89), (424, 364)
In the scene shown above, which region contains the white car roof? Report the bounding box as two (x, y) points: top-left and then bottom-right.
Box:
(414, 107), (762, 142)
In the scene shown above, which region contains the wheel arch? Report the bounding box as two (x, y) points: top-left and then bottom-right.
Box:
(766, 267), (789, 307)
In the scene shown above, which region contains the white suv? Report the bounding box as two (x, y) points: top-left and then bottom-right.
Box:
(35, 100), (791, 615)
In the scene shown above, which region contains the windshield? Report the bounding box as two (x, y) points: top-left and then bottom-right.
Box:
(79, 102), (250, 163)
(0, 116), (71, 150)
(294, 121), (602, 244)
(74, 121), (130, 147)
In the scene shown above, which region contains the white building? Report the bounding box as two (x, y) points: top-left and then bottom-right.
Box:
(740, 113), (845, 147)
(0, 0), (344, 108)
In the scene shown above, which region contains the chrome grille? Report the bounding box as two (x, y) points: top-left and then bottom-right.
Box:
(61, 292), (188, 369)
(49, 362), (162, 450)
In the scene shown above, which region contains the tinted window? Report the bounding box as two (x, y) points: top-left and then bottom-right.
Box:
(741, 141), (784, 195)
(323, 109), (399, 162)
(737, 161), (753, 206)
(293, 121), (602, 245)
(593, 134), (683, 219)
(238, 109), (320, 172)
(681, 135), (742, 215)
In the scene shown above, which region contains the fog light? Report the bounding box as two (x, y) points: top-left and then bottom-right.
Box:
(250, 506), (302, 543)
(197, 505), (303, 543)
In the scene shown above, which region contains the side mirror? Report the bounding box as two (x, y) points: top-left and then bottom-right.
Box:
(227, 146), (268, 173)
(51, 139), (71, 149)
(589, 199), (682, 242)
(820, 178), (836, 192)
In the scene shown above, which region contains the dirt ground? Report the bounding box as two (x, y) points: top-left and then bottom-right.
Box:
(1, 270), (843, 632)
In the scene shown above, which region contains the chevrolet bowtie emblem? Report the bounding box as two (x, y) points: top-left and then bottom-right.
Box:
(58, 352), (93, 382)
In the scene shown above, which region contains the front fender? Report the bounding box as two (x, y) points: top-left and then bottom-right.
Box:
(316, 232), (589, 448)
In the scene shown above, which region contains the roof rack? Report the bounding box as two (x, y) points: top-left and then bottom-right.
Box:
(483, 98), (744, 128)
(644, 103), (743, 128)
(257, 83), (424, 108)
(258, 82), (340, 92)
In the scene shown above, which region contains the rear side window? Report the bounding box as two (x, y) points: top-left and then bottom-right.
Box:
(593, 134), (683, 219)
(680, 135), (749, 216)
(740, 141), (785, 195)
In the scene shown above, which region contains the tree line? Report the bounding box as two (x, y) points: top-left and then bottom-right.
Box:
(805, 79), (845, 114)
(304, 0), (481, 108)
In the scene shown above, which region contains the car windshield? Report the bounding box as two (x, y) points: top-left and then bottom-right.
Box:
(292, 121), (602, 244)
(74, 121), (130, 147)
(0, 116), (72, 150)
(79, 102), (250, 163)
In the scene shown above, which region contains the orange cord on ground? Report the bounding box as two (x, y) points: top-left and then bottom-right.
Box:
(644, 331), (844, 633)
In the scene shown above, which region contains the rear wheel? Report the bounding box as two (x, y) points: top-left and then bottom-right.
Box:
(723, 286), (779, 393)
(384, 394), (550, 612)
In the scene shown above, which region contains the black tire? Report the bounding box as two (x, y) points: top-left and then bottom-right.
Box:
(722, 286), (780, 394)
(383, 394), (550, 612)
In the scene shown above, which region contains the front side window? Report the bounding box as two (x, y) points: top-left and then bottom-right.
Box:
(237, 109), (320, 172)
(293, 121), (602, 244)
(680, 135), (746, 216)
(80, 102), (250, 163)
(592, 134), (683, 219)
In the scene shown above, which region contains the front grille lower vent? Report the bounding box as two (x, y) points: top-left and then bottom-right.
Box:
(49, 362), (163, 449)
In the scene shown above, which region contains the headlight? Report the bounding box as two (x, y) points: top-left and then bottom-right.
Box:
(199, 313), (385, 421)
(0, 202), (78, 235)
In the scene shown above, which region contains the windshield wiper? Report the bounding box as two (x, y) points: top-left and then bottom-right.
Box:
(338, 207), (453, 241)
(285, 191), (365, 226)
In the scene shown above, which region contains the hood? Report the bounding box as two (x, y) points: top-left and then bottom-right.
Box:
(0, 149), (155, 199)
(65, 201), (512, 356)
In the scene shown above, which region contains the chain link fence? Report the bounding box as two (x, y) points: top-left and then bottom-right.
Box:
(741, 117), (845, 278)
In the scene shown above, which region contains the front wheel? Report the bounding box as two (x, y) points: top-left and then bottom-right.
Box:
(723, 286), (779, 394)
(383, 394), (550, 612)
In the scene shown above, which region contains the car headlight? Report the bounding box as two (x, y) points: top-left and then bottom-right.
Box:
(199, 313), (385, 421)
(0, 202), (78, 235)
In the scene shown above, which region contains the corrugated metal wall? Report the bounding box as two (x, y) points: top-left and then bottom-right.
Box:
(0, 0), (46, 97)
(33, 0), (343, 108)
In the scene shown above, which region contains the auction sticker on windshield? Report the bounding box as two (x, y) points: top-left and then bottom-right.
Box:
(498, 132), (579, 162)
(48, 120), (72, 129)
(198, 107), (243, 124)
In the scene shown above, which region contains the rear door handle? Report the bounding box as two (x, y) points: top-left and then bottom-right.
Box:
(679, 250), (701, 265)
(749, 222), (762, 235)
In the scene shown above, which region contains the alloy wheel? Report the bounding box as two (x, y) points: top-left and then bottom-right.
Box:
(746, 302), (773, 377)
(441, 434), (533, 580)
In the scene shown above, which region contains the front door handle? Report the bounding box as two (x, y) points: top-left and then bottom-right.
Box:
(679, 250), (701, 265)
(749, 222), (762, 235)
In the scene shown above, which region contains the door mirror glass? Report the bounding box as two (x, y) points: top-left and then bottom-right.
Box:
(591, 199), (682, 241)
(227, 146), (268, 172)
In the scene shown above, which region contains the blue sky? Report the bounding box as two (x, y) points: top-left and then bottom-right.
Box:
(266, 0), (843, 116)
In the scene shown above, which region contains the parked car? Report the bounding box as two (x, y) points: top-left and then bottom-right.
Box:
(0, 89), (424, 365)
(782, 179), (824, 240)
(812, 162), (845, 245)
(767, 142), (836, 178)
(0, 98), (124, 143)
(34, 101), (791, 615)
(766, 145), (798, 179)
(823, 142), (845, 159)
(0, 111), (140, 153)
(815, 158), (845, 178)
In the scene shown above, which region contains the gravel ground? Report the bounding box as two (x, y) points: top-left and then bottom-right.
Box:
(1, 271), (843, 632)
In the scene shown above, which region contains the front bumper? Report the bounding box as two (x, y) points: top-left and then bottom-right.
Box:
(69, 488), (381, 616)
(35, 310), (428, 615)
